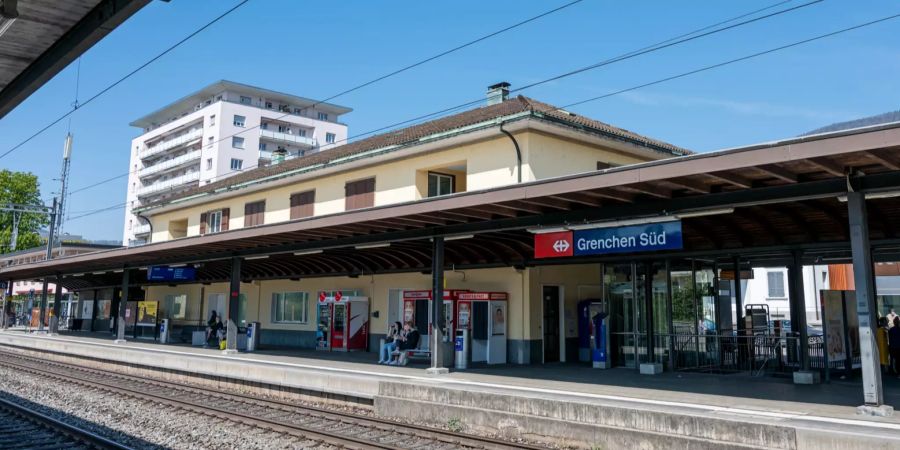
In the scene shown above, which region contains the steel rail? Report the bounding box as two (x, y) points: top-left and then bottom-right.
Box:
(0, 395), (134, 450)
(0, 350), (545, 450)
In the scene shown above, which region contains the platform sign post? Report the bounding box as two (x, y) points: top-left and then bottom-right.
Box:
(224, 257), (242, 355)
(428, 236), (448, 375)
(49, 274), (62, 334)
(847, 192), (885, 410)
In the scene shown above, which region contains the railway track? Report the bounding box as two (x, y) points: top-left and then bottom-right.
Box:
(0, 349), (546, 450)
(0, 394), (132, 450)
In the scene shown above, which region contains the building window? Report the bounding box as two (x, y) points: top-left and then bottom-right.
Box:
(318, 112), (328, 121)
(278, 125), (290, 133)
(272, 292), (309, 323)
(230, 158), (243, 170)
(260, 122), (268, 130)
(297, 129), (306, 137)
(427, 172), (454, 197)
(767, 270), (786, 298)
(293, 107), (302, 114)
(290, 190), (315, 219)
(233, 115), (245, 127)
(244, 200), (265, 227)
(165, 294), (187, 319)
(325, 132), (336, 144)
(265, 101), (273, 109)
(232, 136), (244, 149)
(345, 177), (375, 211)
(206, 158), (213, 170)
(240, 96), (251, 105)
(209, 114), (216, 126)
(207, 136), (214, 148)
(205, 210), (223, 233)
(259, 143), (267, 151)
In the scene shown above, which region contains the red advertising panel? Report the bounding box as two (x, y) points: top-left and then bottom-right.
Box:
(534, 231), (574, 259)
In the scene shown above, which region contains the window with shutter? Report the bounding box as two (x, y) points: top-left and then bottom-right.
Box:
(200, 212), (208, 235)
(244, 201), (266, 227)
(345, 178), (375, 211)
(290, 190), (315, 219)
(221, 208), (230, 231)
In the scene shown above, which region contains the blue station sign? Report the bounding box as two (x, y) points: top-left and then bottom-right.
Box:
(534, 220), (683, 259)
(148, 265), (196, 281)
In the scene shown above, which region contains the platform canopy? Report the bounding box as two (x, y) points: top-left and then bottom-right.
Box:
(0, 0), (149, 119)
(6, 122), (900, 290)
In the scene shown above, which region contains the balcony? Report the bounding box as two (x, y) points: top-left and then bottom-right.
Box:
(133, 223), (151, 236)
(141, 128), (203, 159)
(136, 171), (200, 198)
(139, 150), (202, 179)
(259, 129), (317, 148)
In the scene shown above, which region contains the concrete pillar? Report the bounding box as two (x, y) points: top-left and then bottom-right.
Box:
(114, 269), (129, 344)
(1, 280), (10, 330)
(790, 251), (817, 385)
(49, 274), (62, 334)
(38, 278), (49, 332)
(427, 237), (448, 374)
(733, 257), (743, 328)
(224, 257), (241, 355)
(847, 192), (888, 412)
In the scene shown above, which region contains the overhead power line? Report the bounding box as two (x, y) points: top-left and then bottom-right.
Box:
(68, 0), (814, 196)
(67, 10), (900, 226)
(0, 0), (252, 161)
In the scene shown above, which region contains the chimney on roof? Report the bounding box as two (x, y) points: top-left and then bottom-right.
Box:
(486, 82), (510, 106)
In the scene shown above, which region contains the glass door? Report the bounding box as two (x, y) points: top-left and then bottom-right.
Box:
(605, 264), (636, 368)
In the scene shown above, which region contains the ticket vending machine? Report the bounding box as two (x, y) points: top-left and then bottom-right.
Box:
(316, 292), (369, 351)
(401, 289), (469, 348)
(457, 292), (508, 365)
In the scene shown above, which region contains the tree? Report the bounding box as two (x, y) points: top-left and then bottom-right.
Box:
(0, 170), (49, 253)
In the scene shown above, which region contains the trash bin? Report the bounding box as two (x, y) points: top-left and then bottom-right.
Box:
(455, 328), (469, 369)
(247, 322), (261, 352)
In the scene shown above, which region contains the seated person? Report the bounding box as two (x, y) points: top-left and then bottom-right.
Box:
(389, 321), (420, 366)
(378, 321), (403, 364)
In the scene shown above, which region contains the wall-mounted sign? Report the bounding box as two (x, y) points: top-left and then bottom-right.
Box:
(148, 266), (196, 281)
(535, 221), (683, 259)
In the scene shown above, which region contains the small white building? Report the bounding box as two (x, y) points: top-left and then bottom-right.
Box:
(123, 80), (352, 246)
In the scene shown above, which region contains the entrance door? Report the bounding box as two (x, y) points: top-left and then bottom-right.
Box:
(543, 286), (561, 363)
(206, 293), (226, 322)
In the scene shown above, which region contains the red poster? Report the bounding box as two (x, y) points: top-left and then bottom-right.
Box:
(534, 231), (573, 258)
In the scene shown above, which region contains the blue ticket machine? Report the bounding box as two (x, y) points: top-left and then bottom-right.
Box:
(578, 299), (609, 368)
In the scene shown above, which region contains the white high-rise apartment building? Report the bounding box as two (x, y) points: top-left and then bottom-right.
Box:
(123, 81), (352, 246)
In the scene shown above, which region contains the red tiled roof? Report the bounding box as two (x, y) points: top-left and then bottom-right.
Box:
(141, 96), (689, 209)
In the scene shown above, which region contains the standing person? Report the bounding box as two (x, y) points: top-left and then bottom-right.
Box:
(890, 317), (900, 378)
(887, 309), (899, 328)
(876, 317), (890, 374)
(378, 322), (402, 364)
(205, 311), (220, 348)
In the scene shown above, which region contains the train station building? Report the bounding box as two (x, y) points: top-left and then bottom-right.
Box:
(3, 86), (900, 411)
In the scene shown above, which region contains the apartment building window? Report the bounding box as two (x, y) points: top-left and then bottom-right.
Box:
(209, 114), (216, 126)
(293, 107), (302, 114)
(206, 158), (213, 170)
(290, 190), (315, 219)
(265, 101), (273, 109)
(326, 132), (336, 144)
(427, 172), (454, 197)
(207, 136), (214, 148)
(230, 158), (243, 170)
(345, 177), (375, 210)
(767, 270), (786, 298)
(278, 125), (290, 133)
(318, 112), (328, 121)
(233, 115), (245, 127)
(259, 143), (267, 151)
(239, 96), (251, 105)
(272, 292), (309, 323)
(297, 129), (306, 137)
(232, 136), (244, 149)
(200, 208), (229, 234)
(260, 122), (268, 130)
(244, 200), (265, 227)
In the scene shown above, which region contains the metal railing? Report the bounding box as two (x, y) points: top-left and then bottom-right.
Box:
(138, 150), (202, 178)
(259, 129), (317, 147)
(136, 171), (200, 197)
(141, 128), (203, 159)
(132, 223), (151, 236)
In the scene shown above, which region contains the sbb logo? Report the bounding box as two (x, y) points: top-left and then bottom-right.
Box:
(534, 231), (573, 259)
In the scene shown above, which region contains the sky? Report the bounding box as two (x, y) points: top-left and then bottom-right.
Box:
(0, 0), (898, 242)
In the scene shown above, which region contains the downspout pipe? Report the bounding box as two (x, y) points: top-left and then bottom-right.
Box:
(136, 212), (153, 244)
(499, 121), (522, 183)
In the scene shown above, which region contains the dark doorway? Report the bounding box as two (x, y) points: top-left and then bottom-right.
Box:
(543, 285), (561, 363)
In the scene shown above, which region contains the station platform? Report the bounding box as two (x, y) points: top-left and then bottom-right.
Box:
(2, 329), (899, 449)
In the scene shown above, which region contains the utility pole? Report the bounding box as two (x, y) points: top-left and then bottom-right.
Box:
(38, 197), (57, 333)
(55, 133), (73, 241)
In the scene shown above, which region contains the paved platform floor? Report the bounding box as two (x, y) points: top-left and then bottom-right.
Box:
(3, 328), (900, 428)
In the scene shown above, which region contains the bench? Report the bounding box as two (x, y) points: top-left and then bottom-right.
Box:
(392, 339), (429, 365)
